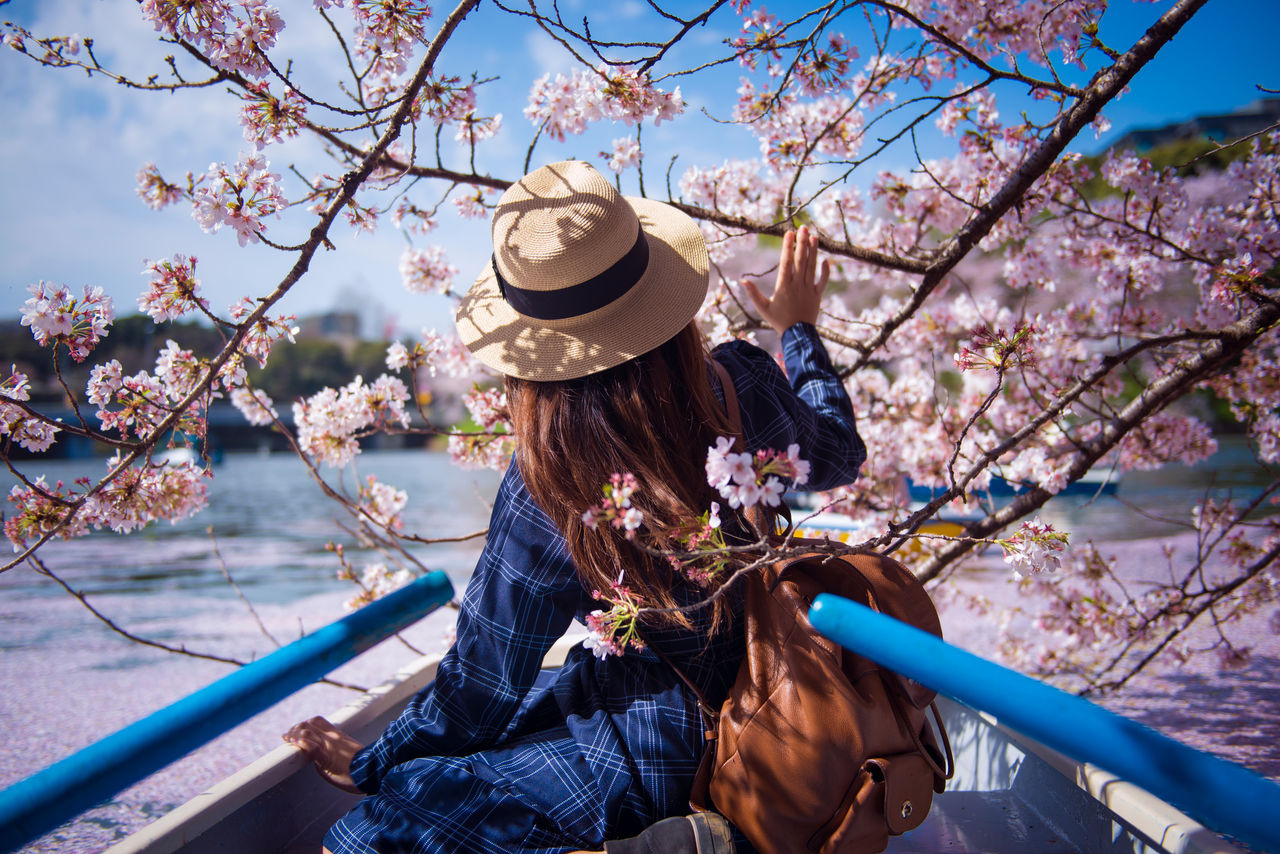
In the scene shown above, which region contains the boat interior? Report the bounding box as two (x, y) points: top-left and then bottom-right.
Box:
(103, 635), (1243, 854)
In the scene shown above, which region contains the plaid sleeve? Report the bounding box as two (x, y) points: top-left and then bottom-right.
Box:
(713, 322), (865, 491)
(349, 461), (583, 793)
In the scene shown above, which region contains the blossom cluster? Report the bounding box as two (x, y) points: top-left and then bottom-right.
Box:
(293, 375), (411, 468)
(604, 137), (641, 173)
(665, 502), (736, 588)
(1, 370), (59, 453)
(451, 186), (499, 220)
(87, 340), (242, 442)
(455, 112), (502, 146)
(954, 322), (1039, 372)
(583, 577), (646, 659)
(353, 0), (432, 99)
(390, 199), (438, 235)
(446, 431), (515, 471)
(446, 385), (514, 471)
(399, 245), (459, 295)
(229, 386), (277, 426)
(388, 319), (453, 378)
(191, 152), (287, 246)
(138, 255), (209, 323)
(887, 0), (1102, 69)
(998, 517), (1069, 579)
(20, 282), (114, 362)
(734, 78), (867, 169)
(228, 297), (299, 367)
(581, 473), (644, 537)
(140, 0), (284, 79)
(339, 561), (414, 611)
(136, 162), (186, 211)
(357, 475), (408, 531)
(4, 454), (209, 550)
(525, 65), (682, 143)
(412, 75), (475, 124)
(705, 436), (810, 509)
(239, 81), (306, 149)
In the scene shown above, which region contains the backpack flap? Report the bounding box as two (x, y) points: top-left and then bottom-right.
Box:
(865, 753), (936, 835)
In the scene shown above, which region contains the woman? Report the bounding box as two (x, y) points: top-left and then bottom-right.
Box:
(286, 161), (865, 854)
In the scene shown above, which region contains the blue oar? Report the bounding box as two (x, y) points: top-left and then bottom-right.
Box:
(0, 570), (454, 853)
(808, 593), (1280, 854)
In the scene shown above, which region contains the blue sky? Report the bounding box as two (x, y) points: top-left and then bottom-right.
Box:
(1, 0), (1276, 339)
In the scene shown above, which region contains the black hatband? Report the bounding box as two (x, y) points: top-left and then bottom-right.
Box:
(493, 226), (649, 321)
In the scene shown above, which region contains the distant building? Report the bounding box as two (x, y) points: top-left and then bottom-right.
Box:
(296, 310), (361, 340)
(1109, 97), (1280, 152)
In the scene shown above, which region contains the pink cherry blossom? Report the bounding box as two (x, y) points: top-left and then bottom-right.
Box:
(135, 162), (185, 210)
(191, 152), (287, 246)
(230, 386), (277, 426)
(139, 254), (208, 322)
(418, 329), (478, 378)
(1000, 517), (1069, 579)
(229, 297), (299, 367)
(293, 375), (411, 468)
(454, 112), (502, 145)
(705, 437), (812, 510)
(4, 478), (87, 549)
(20, 281), (114, 362)
(385, 341), (411, 370)
(461, 385), (508, 433)
(525, 65), (683, 143)
(390, 199), (438, 235)
(1, 370), (59, 453)
(583, 579), (646, 658)
(207, 0), (284, 78)
(399, 245), (458, 294)
(342, 562), (414, 610)
(239, 81), (306, 149)
(80, 454), (210, 534)
(446, 432), (515, 471)
(140, 0), (283, 79)
(357, 475), (408, 530)
(580, 473), (644, 537)
(604, 136), (641, 173)
(451, 187), (496, 220)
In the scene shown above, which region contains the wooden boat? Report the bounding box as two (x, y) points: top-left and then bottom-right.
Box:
(103, 633), (1248, 854)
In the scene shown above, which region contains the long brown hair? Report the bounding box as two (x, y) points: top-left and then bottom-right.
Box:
(505, 322), (736, 631)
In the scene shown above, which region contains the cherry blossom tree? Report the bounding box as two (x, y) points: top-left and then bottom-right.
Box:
(2, 0), (1277, 695)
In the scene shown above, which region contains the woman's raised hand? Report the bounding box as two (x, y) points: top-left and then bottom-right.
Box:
(743, 224), (831, 334)
(283, 716), (365, 794)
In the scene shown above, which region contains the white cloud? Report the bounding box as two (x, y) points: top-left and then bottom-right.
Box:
(524, 29), (575, 78)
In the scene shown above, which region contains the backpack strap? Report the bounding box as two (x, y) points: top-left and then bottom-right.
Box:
(709, 359), (742, 439)
(648, 639), (720, 738)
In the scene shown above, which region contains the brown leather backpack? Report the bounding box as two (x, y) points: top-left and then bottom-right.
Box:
(685, 546), (953, 853)
(681, 362), (952, 852)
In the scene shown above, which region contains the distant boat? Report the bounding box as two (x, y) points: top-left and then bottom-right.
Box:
(153, 445), (224, 467)
(153, 447), (201, 468)
(908, 467), (1120, 503)
(100, 635), (1246, 854)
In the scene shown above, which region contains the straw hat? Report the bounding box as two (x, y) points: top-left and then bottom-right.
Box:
(455, 160), (709, 381)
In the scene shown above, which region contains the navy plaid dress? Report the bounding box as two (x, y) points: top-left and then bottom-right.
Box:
(326, 323), (865, 853)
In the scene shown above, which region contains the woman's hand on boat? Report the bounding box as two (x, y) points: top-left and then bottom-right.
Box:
(283, 716), (365, 794)
(744, 224), (831, 334)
